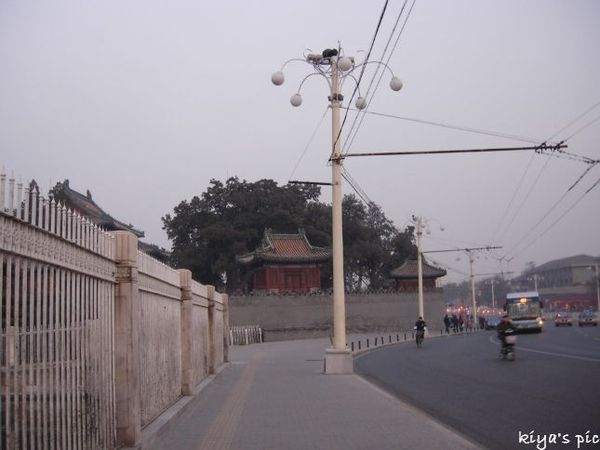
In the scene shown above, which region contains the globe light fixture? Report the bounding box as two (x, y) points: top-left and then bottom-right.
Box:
(290, 93), (302, 107)
(271, 71), (285, 86)
(337, 56), (353, 71)
(355, 96), (367, 110)
(390, 76), (403, 91)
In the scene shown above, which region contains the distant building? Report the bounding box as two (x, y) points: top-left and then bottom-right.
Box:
(50, 179), (170, 263)
(389, 259), (447, 291)
(512, 254), (599, 311)
(51, 179), (144, 237)
(236, 229), (331, 294)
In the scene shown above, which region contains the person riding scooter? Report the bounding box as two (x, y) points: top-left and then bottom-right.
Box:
(497, 315), (516, 357)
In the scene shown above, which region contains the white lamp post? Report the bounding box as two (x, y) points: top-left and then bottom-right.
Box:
(272, 47), (402, 374)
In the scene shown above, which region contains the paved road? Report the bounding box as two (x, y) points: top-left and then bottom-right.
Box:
(355, 324), (600, 450)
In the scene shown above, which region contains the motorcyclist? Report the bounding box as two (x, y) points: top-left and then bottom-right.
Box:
(497, 315), (514, 348)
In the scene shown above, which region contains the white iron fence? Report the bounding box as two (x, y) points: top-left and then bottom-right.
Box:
(229, 325), (263, 345)
(0, 170), (229, 449)
(1, 173), (116, 450)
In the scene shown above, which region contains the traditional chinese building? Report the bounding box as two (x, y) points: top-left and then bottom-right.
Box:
(237, 229), (331, 294)
(50, 179), (170, 262)
(51, 179), (144, 237)
(389, 259), (447, 291)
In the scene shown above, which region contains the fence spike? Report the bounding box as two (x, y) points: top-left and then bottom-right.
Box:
(16, 176), (23, 219)
(0, 168), (6, 211)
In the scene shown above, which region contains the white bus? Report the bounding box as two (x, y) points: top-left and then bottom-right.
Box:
(504, 291), (544, 333)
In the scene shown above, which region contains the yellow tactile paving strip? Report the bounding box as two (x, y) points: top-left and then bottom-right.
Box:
(197, 354), (262, 450)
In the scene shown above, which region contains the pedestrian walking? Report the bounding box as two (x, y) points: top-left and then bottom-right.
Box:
(443, 313), (451, 334)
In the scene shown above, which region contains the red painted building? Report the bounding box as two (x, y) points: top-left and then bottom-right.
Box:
(237, 229), (331, 294)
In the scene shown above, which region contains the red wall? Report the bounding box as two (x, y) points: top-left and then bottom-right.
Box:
(253, 265), (321, 293)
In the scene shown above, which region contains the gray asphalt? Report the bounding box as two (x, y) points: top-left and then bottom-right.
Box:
(355, 324), (600, 450)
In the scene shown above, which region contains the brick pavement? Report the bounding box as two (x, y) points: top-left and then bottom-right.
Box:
(145, 337), (481, 450)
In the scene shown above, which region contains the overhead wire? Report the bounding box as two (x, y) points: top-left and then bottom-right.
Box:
(332, 0), (389, 158)
(563, 113), (600, 141)
(496, 155), (554, 243)
(341, 168), (371, 205)
(343, 0), (417, 156)
(493, 100), (600, 251)
(547, 100), (600, 141)
(288, 106), (329, 181)
(506, 173), (600, 261)
(344, 109), (544, 145)
(341, 0), (412, 155)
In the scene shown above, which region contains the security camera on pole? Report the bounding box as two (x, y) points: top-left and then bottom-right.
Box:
(272, 46), (403, 374)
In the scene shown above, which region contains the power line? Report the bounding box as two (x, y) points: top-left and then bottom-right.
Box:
(340, 143), (567, 159)
(496, 155), (554, 243)
(333, 0), (389, 155)
(288, 106), (329, 181)
(341, 167), (372, 205)
(345, 108), (544, 144)
(506, 174), (600, 260)
(492, 100), (600, 247)
(548, 100), (600, 141)
(500, 164), (598, 259)
(342, 0), (416, 156)
(490, 153), (536, 242)
(563, 113), (600, 141)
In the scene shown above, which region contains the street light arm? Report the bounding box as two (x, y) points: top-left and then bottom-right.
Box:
(296, 72), (332, 94)
(279, 58), (309, 72)
(340, 74), (363, 98)
(353, 60), (395, 78)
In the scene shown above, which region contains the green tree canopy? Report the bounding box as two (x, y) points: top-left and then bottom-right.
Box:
(162, 178), (416, 291)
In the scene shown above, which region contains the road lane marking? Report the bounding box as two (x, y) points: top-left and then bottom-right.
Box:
(197, 353), (262, 450)
(488, 335), (600, 363)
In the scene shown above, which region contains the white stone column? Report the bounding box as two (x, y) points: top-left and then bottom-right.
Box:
(179, 269), (194, 395)
(207, 285), (216, 374)
(113, 231), (142, 448)
(222, 293), (230, 363)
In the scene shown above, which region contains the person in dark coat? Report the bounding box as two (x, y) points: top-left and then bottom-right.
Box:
(451, 314), (459, 333)
(443, 314), (451, 334)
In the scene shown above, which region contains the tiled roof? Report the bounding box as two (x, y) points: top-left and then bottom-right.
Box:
(237, 229), (331, 264)
(51, 180), (144, 237)
(390, 259), (447, 279)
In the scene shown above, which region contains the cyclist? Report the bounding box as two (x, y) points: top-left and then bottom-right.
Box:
(414, 316), (427, 346)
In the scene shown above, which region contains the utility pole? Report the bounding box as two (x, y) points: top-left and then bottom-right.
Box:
(595, 264), (600, 313)
(413, 215), (425, 319)
(423, 246), (502, 325)
(272, 47), (403, 374)
(467, 250), (477, 324)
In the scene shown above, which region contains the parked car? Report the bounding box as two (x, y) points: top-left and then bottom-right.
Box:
(554, 313), (573, 327)
(577, 311), (598, 327)
(485, 315), (501, 330)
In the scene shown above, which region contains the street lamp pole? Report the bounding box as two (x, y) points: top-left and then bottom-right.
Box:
(272, 47), (403, 374)
(595, 263), (600, 313)
(413, 216), (425, 319)
(468, 250), (477, 325)
(330, 62), (346, 354)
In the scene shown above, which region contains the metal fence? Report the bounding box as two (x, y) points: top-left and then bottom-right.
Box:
(1, 173), (116, 450)
(229, 325), (263, 345)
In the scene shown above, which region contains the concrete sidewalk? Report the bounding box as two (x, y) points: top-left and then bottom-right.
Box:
(145, 338), (481, 450)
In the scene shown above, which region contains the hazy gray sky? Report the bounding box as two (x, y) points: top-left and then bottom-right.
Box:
(2, 0), (599, 284)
